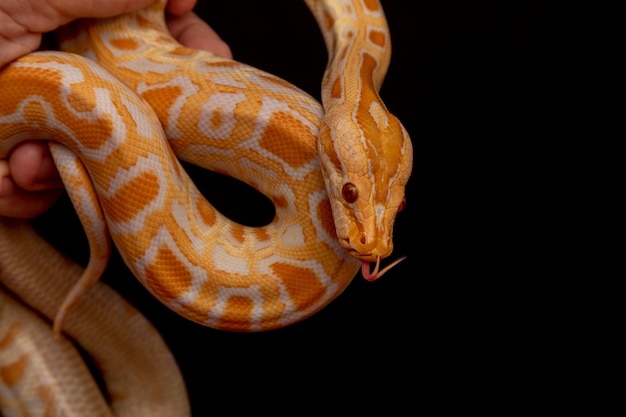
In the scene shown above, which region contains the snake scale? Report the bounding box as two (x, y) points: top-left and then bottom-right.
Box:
(0, 0), (413, 414)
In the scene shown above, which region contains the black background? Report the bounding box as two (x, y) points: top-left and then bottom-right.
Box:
(32, 0), (575, 413)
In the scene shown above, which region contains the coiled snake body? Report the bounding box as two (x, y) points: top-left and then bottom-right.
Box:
(0, 0), (412, 415)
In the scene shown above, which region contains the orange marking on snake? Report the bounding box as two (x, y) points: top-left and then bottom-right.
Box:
(253, 228), (271, 242)
(270, 263), (325, 311)
(101, 172), (160, 223)
(258, 112), (314, 168)
(217, 296), (254, 330)
(200, 61), (240, 70)
(323, 10), (335, 31)
(230, 224), (245, 244)
(355, 53), (382, 133)
(67, 93), (98, 114)
(330, 76), (343, 99)
(140, 85), (183, 119)
(369, 30), (386, 48)
(197, 198), (217, 227)
(363, 0), (381, 12)
(273, 195), (289, 208)
(170, 46), (196, 56)
(36, 386), (60, 416)
(208, 107), (226, 130)
(25, 96), (115, 151)
(110, 38), (140, 50)
(0, 323), (20, 349)
(317, 196), (337, 237)
(0, 355), (28, 387)
(144, 248), (193, 303)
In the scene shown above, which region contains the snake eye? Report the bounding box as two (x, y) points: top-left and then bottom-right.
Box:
(398, 197), (406, 212)
(342, 183), (359, 203)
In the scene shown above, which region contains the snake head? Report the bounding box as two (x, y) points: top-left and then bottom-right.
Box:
(318, 109), (413, 269)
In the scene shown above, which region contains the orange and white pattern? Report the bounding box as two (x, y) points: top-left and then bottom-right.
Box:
(0, 0), (412, 414)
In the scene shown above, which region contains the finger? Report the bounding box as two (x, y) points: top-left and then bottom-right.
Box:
(167, 12), (233, 59)
(0, 160), (63, 219)
(8, 142), (63, 192)
(165, 0), (198, 16)
(0, 6), (44, 67)
(51, 0), (156, 21)
(0, 182), (63, 219)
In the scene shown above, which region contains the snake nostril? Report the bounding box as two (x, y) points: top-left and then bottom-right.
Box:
(360, 235), (367, 245)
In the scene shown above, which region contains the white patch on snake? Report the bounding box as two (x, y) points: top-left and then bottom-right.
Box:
(375, 203), (387, 230)
(236, 156), (282, 184)
(197, 92), (246, 139)
(333, 0), (358, 20)
(211, 244), (250, 276)
(118, 56), (179, 74)
(297, 97), (324, 120)
(247, 73), (308, 96)
(119, 92), (162, 142)
(208, 75), (248, 89)
(179, 152), (281, 198)
(170, 199), (207, 255)
(280, 224), (306, 248)
(368, 101), (388, 130)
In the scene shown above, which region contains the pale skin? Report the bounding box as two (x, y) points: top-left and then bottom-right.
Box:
(0, 0), (232, 218)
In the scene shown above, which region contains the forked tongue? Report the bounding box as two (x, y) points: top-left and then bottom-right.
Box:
(361, 256), (407, 282)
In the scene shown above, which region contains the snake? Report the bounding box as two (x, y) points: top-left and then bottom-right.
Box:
(0, 0), (413, 415)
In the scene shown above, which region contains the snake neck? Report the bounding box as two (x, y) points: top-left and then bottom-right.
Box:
(304, 0), (392, 95)
(305, 0), (413, 263)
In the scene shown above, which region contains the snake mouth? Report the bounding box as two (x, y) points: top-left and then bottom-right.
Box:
(346, 248), (373, 260)
(340, 239), (376, 261)
(340, 236), (394, 263)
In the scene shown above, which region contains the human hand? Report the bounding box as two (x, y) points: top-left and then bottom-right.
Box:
(0, 0), (232, 219)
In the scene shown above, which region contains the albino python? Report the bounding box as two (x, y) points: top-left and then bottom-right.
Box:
(0, 0), (413, 415)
